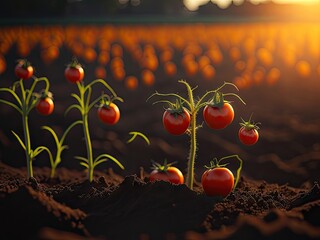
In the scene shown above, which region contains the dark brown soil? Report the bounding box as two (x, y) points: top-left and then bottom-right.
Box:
(1, 163), (320, 240)
(0, 23), (320, 240)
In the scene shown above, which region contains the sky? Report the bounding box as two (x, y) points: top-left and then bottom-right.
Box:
(183, 0), (320, 10)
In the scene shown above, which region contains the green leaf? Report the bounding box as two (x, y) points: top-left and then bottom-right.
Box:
(0, 100), (22, 114)
(79, 162), (89, 169)
(71, 93), (83, 105)
(33, 146), (51, 158)
(127, 131), (150, 145)
(42, 126), (60, 146)
(94, 154), (124, 170)
(93, 158), (107, 168)
(11, 131), (26, 150)
(0, 87), (22, 107)
(75, 156), (89, 164)
(65, 104), (82, 116)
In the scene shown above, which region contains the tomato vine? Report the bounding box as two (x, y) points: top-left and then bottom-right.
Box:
(148, 80), (245, 190)
(0, 60), (52, 178)
(65, 60), (124, 182)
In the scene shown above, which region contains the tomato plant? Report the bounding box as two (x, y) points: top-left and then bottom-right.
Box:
(201, 155), (243, 197)
(15, 59), (34, 80)
(65, 59), (124, 182)
(148, 80), (245, 190)
(36, 92), (54, 116)
(162, 100), (190, 135)
(0, 60), (52, 178)
(149, 160), (184, 184)
(239, 116), (260, 145)
(98, 101), (120, 125)
(203, 92), (234, 130)
(64, 59), (84, 83)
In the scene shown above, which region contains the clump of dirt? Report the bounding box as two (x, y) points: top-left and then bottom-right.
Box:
(1, 163), (320, 240)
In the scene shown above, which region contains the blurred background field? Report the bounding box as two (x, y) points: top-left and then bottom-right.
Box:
(0, 0), (319, 186)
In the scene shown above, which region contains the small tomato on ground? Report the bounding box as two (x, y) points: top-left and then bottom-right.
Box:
(98, 102), (120, 125)
(201, 167), (234, 197)
(149, 160), (184, 184)
(15, 59), (34, 80)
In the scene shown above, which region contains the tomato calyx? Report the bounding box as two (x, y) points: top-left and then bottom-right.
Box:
(34, 89), (53, 100)
(206, 91), (229, 109)
(239, 114), (260, 131)
(66, 57), (84, 70)
(151, 159), (177, 173)
(165, 98), (190, 117)
(204, 158), (229, 170)
(97, 93), (122, 109)
(16, 59), (32, 69)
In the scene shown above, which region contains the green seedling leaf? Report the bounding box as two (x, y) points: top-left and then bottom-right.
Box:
(127, 131), (150, 145)
(79, 162), (89, 168)
(33, 146), (52, 162)
(0, 99), (22, 114)
(11, 131), (26, 150)
(75, 156), (89, 164)
(93, 154), (124, 169)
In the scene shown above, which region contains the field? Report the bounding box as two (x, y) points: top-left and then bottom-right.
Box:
(0, 22), (320, 239)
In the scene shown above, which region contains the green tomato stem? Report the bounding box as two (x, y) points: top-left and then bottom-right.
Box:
(219, 154), (243, 190)
(181, 80), (197, 190)
(22, 115), (33, 178)
(83, 113), (94, 182)
(186, 112), (197, 189)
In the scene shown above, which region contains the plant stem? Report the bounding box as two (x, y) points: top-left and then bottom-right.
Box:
(83, 113), (93, 181)
(50, 166), (56, 178)
(22, 115), (33, 178)
(182, 81), (197, 190)
(186, 112), (197, 189)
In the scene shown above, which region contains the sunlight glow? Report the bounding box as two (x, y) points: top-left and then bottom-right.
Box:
(183, 0), (320, 10)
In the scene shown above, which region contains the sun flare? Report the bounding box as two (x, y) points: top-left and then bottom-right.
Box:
(184, 0), (320, 10)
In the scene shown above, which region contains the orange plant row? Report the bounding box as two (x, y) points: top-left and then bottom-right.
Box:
(0, 23), (319, 89)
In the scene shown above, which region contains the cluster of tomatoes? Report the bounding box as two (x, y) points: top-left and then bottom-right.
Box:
(151, 94), (260, 197)
(162, 96), (259, 145)
(65, 61), (121, 125)
(15, 60), (54, 116)
(15, 59), (121, 126)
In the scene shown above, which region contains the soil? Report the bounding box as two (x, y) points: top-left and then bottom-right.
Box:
(0, 162), (320, 240)
(0, 23), (320, 240)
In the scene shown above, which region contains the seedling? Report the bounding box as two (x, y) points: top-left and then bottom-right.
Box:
(65, 59), (124, 182)
(41, 121), (82, 178)
(148, 80), (245, 190)
(0, 59), (53, 178)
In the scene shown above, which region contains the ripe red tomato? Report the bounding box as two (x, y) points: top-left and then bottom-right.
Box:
(64, 65), (84, 83)
(36, 97), (54, 116)
(98, 103), (120, 125)
(15, 60), (34, 80)
(239, 127), (259, 145)
(201, 167), (234, 197)
(203, 102), (234, 130)
(162, 109), (190, 135)
(150, 166), (184, 184)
